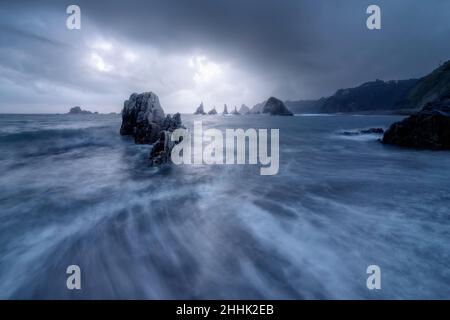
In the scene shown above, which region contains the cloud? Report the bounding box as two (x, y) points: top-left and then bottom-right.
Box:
(0, 0), (449, 113)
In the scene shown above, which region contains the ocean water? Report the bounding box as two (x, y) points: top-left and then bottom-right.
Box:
(0, 113), (449, 299)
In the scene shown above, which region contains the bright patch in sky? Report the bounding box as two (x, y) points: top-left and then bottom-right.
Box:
(91, 53), (113, 72)
(190, 56), (222, 84)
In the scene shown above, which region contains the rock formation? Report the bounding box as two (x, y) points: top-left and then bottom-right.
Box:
(222, 104), (228, 115)
(148, 131), (181, 166)
(208, 107), (218, 115)
(120, 92), (182, 145)
(68, 106), (93, 114)
(194, 102), (206, 115)
(249, 101), (266, 114)
(263, 97), (294, 116)
(382, 95), (450, 149)
(231, 106), (240, 115)
(238, 104), (250, 115)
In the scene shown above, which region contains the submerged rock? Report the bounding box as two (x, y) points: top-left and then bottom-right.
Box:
(194, 102), (206, 115)
(382, 95), (450, 149)
(341, 128), (385, 136)
(263, 97), (294, 116)
(120, 92), (182, 145)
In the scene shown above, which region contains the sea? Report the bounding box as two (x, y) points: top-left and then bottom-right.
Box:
(0, 113), (449, 299)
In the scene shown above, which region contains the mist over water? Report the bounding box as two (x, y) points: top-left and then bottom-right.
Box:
(0, 114), (449, 299)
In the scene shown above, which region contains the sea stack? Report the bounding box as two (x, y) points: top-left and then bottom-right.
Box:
(194, 102), (206, 115)
(120, 92), (182, 144)
(382, 95), (450, 149)
(223, 104), (228, 115)
(262, 97), (294, 116)
(231, 106), (240, 115)
(208, 107), (218, 115)
(239, 104), (250, 115)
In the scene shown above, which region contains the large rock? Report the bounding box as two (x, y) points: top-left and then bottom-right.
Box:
(222, 104), (228, 115)
(382, 95), (450, 149)
(263, 97), (294, 116)
(231, 106), (240, 115)
(120, 92), (182, 144)
(194, 102), (206, 115)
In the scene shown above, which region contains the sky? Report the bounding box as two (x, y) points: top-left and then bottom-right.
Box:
(0, 0), (449, 114)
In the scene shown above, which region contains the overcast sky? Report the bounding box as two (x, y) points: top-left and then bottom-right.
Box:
(0, 0), (449, 113)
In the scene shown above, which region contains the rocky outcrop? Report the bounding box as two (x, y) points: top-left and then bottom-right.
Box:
(208, 107), (218, 115)
(120, 92), (182, 144)
(263, 97), (294, 116)
(239, 104), (250, 115)
(148, 131), (182, 165)
(194, 102), (206, 115)
(68, 106), (93, 114)
(231, 106), (240, 115)
(222, 104), (228, 115)
(382, 95), (450, 149)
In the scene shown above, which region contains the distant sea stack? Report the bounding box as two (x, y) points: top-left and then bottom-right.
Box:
(239, 104), (250, 115)
(222, 104), (228, 115)
(382, 95), (450, 149)
(194, 102), (206, 115)
(120, 92), (182, 144)
(68, 106), (93, 114)
(263, 97), (294, 116)
(231, 106), (240, 115)
(208, 107), (218, 115)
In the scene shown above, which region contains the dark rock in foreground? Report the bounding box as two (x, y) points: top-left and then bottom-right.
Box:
(149, 131), (182, 165)
(68, 106), (93, 114)
(263, 97), (294, 116)
(120, 92), (182, 145)
(382, 95), (450, 149)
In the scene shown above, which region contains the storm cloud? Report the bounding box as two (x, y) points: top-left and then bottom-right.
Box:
(0, 0), (449, 113)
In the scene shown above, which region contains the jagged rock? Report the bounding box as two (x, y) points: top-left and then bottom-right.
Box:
(222, 104), (228, 115)
(149, 131), (179, 165)
(120, 92), (182, 144)
(382, 95), (450, 149)
(239, 104), (250, 115)
(194, 102), (206, 115)
(231, 106), (240, 115)
(208, 107), (218, 115)
(68, 106), (93, 114)
(263, 97), (294, 116)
